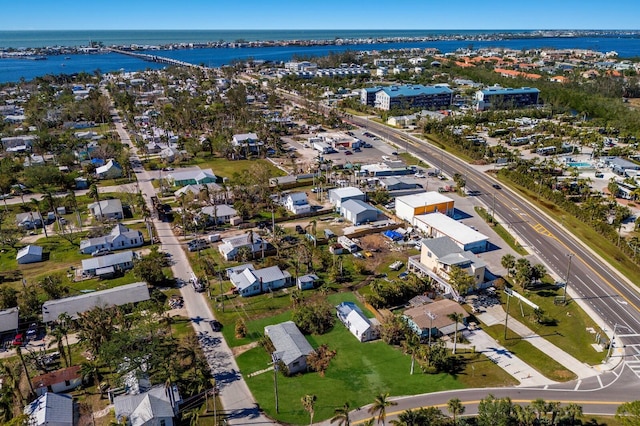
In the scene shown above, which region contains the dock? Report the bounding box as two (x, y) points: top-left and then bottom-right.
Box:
(107, 48), (209, 71)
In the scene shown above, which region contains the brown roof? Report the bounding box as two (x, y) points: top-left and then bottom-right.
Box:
(404, 299), (469, 330)
(32, 365), (81, 388)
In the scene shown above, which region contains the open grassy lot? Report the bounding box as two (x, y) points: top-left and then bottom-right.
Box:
(474, 206), (528, 255)
(181, 157), (286, 180)
(498, 284), (606, 365)
(484, 324), (576, 382)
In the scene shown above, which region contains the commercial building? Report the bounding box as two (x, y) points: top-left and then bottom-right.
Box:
(413, 213), (489, 253)
(328, 187), (365, 209)
(362, 85), (453, 111)
(395, 191), (455, 224)
(339, 199), (380, 225)
(475, 86), (540, 110)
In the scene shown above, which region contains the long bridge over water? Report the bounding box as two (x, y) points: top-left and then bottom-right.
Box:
(108, 48), (209, 71)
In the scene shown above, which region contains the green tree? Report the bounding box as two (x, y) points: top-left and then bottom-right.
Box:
(616, 401), (640, 426)
(133, 249), (166, 286)
(331, 403), (351, 426)
(367, 392), (398, 426)
(477, 394), (513, 426)
(449, 265), (475, 295)
(501, 254), (515, 277)
(447, 312), (465, 354)
(447, 397), (465, 425)
(563, 403), (583, 426)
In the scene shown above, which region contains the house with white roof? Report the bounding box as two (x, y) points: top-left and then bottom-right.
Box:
(79, 223), (144, 254)
(264, 321), (315, 374)
(89, 199), (124, 221)
(17, 244), (44, 264)
(42, 282), (150, 322)
(395, 191), (455, 224)
(284, 192), (311, 215)
(297, 274), (319, 290)
(114, 384), (181, 426)
(173, 182), (222, 199)
(0, 307), (19, 333)
(229, 264), (291, 297)
(167, 168), (217, 187)
(336, 302), (379, 342)
(218, 233), (265, 261)
(80, 250), (135, 277)
(339, 199), (380, 224)
(96, 159), (123, 179)
(414, 212), (489, 253)
(24, 392), (74, 426)
(2, 135), (36, 152)
(232, 132), (263, 154)
(200, 204), (238, 224)
(328, 186), (365, 209)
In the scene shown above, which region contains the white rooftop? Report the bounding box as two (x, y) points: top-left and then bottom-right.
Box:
(396, 191), (454, 208)
(415, 212), (489, 245)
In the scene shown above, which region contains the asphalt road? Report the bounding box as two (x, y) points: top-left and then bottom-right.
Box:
(347, 114), (640, 351)
(108, 102), (276, 425)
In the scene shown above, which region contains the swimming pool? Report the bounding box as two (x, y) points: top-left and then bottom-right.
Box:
(566, 162), (593, 168)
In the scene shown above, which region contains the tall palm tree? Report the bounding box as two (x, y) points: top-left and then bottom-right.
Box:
(15, 346), (35, 398)
(447, 398), (465, 425)
(564, 403), (583, 426)
(330, 402), (351, 426)
(447, 312), (464, 354)
(501, 254), (515, 277)
(513, 404), (536, 426)
(88, 184), (103, 221)
(57, 312), (73, 366)
(368, 392), (397, 426)
(301, 394), (317, 425)
(403, 333), (420, 375)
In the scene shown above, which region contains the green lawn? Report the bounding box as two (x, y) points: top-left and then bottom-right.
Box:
(474, 206), (528, 255)
(187, 157), (286, 180)
(498, 285), (606, 365)
(237, 320), (463, 424)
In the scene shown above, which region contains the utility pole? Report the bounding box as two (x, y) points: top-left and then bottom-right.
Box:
(271, 352), (281, 413)
(425, 311), (436, 348)
(563, 253), (573, 302)
(504, 289), (512, 341)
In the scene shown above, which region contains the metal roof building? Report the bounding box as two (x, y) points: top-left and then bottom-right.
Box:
(264, 321), (314, 374)
(414, 212), (489, 253)
(0, 307), (19, 333)
(42, 282), (150, 322)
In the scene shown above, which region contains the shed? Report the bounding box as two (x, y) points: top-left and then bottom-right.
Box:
(17, 245), (44, 264)
(340, 199), (380, 224)
(297, 274), (319, 290)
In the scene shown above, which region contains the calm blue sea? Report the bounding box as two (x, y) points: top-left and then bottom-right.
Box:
(1, 30), (640, 83)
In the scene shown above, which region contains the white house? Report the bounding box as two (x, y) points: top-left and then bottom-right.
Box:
(79, 223), (144, 254)
(80, 251), (135, 277)
(96, 159), (123, 179)
(32, 366), (82, 396)
(232, 132), (263, 153)
(328, 186), (365, 209)
(17, 245), (44, 264)
(229, 264), (291, 297)
(336, 302), (379, 342)
(218, 233), (265, 261)
(284, 192), (311, 215)
(114, 384), (181, 426)
(297, 274), (319, 290)
(89, 199), (124, 221)
(264, 321), (314, 374)
(24, 392), (74, 426)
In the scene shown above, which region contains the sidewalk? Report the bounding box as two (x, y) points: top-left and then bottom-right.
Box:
(477, 304), (599, 379)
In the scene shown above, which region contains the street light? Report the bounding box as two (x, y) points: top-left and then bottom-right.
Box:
(563, 253), (573, 302)
(605, 323), (631, 362)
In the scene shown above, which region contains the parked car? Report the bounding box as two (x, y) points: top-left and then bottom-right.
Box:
(295, 225), (305, 234)
(12, 333), (24, 346)
(188, 239), (208, 252)
(91, 248), (113, 257)
(344, 150), (353, 155)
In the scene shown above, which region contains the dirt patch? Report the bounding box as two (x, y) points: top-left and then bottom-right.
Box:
(232, 341), (260, 356)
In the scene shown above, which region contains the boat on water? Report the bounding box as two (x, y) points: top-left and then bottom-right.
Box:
(27, 56), (47, 60)
(64, 56), (71, 60)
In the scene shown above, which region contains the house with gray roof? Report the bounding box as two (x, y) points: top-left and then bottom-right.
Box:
(114, 384), (181, 426)
(340, 199), (380, 225)
(229, 265), (291, 297)
(218, 233), (265, 261)
(42, 282), (150, 322)
(336, 302), (379, 342)
(80, 224), (144, 254)
(0, 307), (19, 333)
(89, 199), (124, 221)
(200, 204), (238, 224)
(81, 251), (135, 277)
(264, 321), (315, 374)
(297, 274), (319, 290)
(328, 186), (365, 209)
(232, 132), (263, 153)
(284, 192), (311, 215)
(16, 211), (43, 229)
(96, 159), (123, 179)
(24, 392), (74, 426)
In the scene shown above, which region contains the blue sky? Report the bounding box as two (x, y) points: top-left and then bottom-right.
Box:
(1, 0), (639, 30)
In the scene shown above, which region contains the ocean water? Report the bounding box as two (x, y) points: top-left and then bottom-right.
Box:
(1, 30), (640, 83)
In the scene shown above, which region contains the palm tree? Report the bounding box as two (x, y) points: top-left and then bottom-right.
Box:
(447, 398), (465, 425)
(331, 402), (351, 426)
(513, 404), (536, 426)
(88, 184), (103, 221)
(391, 409), (419, 426)
(447, 312), (464, 354)
(15, 346), (35, 398)
(402, 332), (420, 375)
(501, 254), (515, 277)
(531, 398), (548, 421)
(301, 394), (316, 425)
(368, 392), (397, 426)
(57, 313), (73, 366)
(564, 403), (583, 426)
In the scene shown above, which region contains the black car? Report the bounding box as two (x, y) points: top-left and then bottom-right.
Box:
(209, 320), (222, 332)
(295, 225), (305, 234)
(492, 184), (502, 189)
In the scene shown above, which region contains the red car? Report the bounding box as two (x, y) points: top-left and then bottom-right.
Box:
(12, 333), (24, 346)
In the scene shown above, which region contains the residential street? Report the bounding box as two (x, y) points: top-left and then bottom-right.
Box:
(108, 103), (276, 425)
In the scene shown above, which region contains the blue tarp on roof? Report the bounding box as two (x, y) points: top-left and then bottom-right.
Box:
(91, 158), (105, 166)
(383, 230), (403, 241)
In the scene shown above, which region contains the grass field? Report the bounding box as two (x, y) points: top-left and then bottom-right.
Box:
(187, 157), (286, 180)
